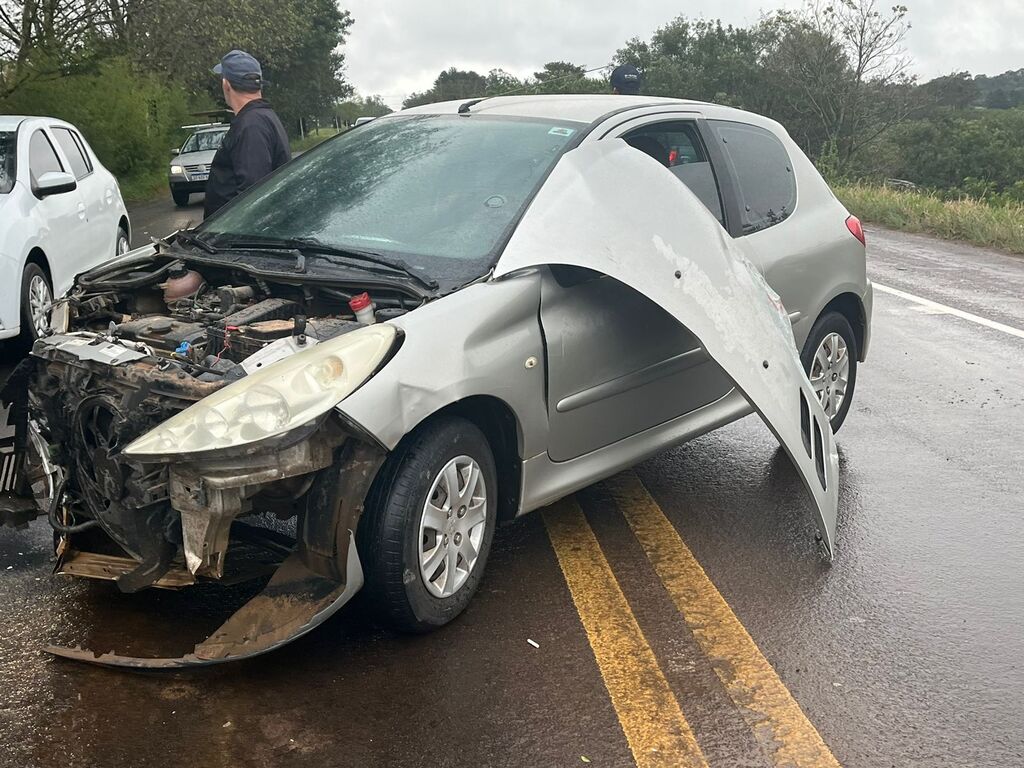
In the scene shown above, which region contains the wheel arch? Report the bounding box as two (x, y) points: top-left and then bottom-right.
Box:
(818, 291), (867, 362)
(402, 395), (524, 524)
(25, 247), (52, 283)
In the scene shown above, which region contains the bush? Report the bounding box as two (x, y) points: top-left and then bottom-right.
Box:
(835, 183), (1024, 254)
(0, 58), (191, 199)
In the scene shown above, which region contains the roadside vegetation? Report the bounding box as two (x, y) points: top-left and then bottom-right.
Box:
(2, 0), (1022, 240)
(835, 184), (1024, 255)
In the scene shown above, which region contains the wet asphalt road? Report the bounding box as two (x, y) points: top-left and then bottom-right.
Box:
(1, 197), (1022, 767)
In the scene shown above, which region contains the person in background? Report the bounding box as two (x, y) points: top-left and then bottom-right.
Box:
(610, 64), (643, 95)
(204, 50), (291, 218)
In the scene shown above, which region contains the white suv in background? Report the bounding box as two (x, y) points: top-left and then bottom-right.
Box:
(0, 116), (130, 343)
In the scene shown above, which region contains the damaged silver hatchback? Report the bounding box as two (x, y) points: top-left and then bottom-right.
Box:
(0, 96), (872, 668)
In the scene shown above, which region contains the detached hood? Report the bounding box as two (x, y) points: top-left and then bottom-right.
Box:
(495, 140), (840, 556)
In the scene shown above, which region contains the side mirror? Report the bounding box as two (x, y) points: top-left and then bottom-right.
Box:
(170, 148), (180, 157)
(34, 171), (77, 198)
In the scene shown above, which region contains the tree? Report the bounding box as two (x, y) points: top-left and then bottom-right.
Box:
(0, 0), (114, 96)
(616, 17), (773, 106)
(763, 0), (915, 169)
(919, 71), (978, 110)
(483, 68), (523, 96)
(403, 68), (486, 108)
(335, 94), (392, 126)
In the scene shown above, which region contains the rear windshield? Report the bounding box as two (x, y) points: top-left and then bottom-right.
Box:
(181, 130), (227, 153)
(202, 114), (582, 285)
(0, 132), (15, 194)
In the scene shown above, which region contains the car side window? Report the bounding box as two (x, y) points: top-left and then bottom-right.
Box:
(69, 129), (94, 173)
(52, 127), (91, 180)
(621, 121), (725, 225)
(29, 130), (64, 187)
(710, 120), (796, 235)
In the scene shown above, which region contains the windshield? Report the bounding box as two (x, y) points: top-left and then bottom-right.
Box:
(201, 114), (582, 285)
(0, 132), (15, 194)
(181, 130), (227, 153)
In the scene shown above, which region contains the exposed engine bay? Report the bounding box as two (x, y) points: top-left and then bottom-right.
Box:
(0, 243), (421, 667)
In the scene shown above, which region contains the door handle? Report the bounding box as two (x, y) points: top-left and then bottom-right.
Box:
(105, 189), (113, 205)
(77, 202), (86, 220)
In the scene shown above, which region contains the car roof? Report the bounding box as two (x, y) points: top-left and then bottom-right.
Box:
(397, 94), (784, 134)
(0, 115), (79, 132)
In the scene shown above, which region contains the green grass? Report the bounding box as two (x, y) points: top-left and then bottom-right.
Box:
(118, 169), (169, 204)
(291, 127), (343, 153)
(834, 183), (1024, 255)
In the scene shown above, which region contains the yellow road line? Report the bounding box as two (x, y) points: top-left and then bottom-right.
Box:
(543, 499), (709, 768)
(606, 471), (842, 768)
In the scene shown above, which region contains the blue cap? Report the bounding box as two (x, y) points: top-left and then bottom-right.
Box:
(213, 50), (264, 91)
(610, 64), (642, 95)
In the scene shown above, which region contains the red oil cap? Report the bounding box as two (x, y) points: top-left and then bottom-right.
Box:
(349, 292), (372, 312)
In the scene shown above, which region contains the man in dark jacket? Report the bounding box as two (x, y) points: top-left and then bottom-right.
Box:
(204, 50), (291, 218)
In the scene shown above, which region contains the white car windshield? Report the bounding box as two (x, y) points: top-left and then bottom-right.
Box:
(181, 130), (227, 153)
(201, 114), (583, 284)
(0, 132), (15, 194)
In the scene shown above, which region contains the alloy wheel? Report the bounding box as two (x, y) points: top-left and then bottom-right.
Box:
(27, 274), (52, 339)
(418, 455), (488, 599)
(809, 331), (850, 418)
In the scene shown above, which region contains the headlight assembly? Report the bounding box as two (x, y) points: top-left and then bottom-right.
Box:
(124, 324), (397, 459)
(170, 165), (184, 175)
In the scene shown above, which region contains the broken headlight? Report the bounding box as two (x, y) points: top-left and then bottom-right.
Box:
(124, 324), (397, 458)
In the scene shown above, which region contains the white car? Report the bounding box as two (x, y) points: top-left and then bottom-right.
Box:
(0, 116), (130, 343)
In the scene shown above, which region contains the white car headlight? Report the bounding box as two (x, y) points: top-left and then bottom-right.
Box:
(124, 324), (397, 458)
(170, 165), (184, 175)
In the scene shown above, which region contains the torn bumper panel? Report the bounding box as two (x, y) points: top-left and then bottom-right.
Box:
(46, 534), (363, 669)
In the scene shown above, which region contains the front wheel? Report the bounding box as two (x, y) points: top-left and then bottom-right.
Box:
(20, 263), (53, 343)
(171, 189), (190, 207)
(358, 416), (497, 632)
(800, 311), (857, 432)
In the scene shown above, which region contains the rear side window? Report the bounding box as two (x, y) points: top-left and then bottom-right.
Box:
(29, 130), (63, 187)
(622, 120), (724, 225)
(0, 132), (15, 194)
(52, 127), (91, 179)
(710, 120), (796, 234)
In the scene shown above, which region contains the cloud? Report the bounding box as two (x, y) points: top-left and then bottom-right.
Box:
(340, 0), (1024, 107)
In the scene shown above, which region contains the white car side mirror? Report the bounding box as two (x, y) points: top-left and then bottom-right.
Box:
(34, 171), (78, 198)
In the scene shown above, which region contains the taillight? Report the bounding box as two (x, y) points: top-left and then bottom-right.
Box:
(846, 215), (866, 246)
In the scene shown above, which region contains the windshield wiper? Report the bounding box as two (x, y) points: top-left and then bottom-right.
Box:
(172, 228), (218, 254)
(217, 235), (439, 291)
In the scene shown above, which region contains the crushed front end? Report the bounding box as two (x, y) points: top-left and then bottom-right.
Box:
(0, 243), (415, 667)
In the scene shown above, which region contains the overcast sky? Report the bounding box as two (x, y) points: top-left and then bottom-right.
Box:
(340, 0), (1024, 108)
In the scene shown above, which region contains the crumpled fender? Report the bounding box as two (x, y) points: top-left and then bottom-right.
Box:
(494, 140), (840, 556)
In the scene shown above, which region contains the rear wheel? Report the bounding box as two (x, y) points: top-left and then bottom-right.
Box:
(115, 225), (130, 256)
(358, 416), (497, 632)
(171, 189), (190, 207)
(20, 263), (52, 343)
(800, 311), (857, 432)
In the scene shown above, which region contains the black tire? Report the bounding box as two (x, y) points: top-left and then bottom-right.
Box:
(20, 262), (52, 344)
(171, 189), (190, 207)
(115, 225), (130, 256)
(358, 416), (498, 633)
(800, 310), (858, 433)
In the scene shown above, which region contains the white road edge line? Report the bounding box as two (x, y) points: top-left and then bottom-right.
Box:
(874, 283), (1024, 340)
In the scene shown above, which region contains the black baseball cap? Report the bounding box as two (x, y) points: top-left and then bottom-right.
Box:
(213, 50), (264, 91)
(610, 64), (642, 95)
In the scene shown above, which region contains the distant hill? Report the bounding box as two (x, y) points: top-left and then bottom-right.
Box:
(973, 69), (1024, 109)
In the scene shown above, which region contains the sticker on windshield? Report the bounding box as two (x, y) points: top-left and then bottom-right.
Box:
(549, 127), (576, 137)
